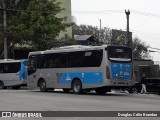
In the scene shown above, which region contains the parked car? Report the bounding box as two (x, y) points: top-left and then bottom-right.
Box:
(128, 78), (160, 94)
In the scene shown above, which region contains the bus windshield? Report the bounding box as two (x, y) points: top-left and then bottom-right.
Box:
(107, 46), (132, 62)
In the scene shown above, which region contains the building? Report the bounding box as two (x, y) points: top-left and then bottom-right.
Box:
(133, 59), (160, 83)
(74, 35), (96, 45)
(56, 0), (72, 41)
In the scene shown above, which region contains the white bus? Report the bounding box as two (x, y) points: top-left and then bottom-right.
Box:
(27, 45), (133, 94)
(0, 59), (27, 89)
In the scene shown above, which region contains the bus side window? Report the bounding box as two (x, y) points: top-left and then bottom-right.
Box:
(94, 50), (103, 66)
(83, 50), (103, 67)
(70, 51), (84, 67)
(43, 60), (47, 68)
(9, 63), (20, 73)
(58, 53), (69, 68)
(37, 55), (47, 68)
(48, 60), (52, 68)
(47, 53), (58, 68)
(0, 63), (4, 73)
(29, 56), (37, 69)
(84, 51), (92, 67)
(0, 63), (20, 73)
(4, 64), (8, 73)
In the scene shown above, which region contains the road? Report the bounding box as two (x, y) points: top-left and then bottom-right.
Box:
(0, 88), (160, 120)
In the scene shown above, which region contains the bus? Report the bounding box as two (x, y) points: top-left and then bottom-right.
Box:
(0, 59), (27, 89)
(27, 45), (133, 94)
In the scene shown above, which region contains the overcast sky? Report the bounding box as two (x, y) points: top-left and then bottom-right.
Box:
(71, 0), (160, 62)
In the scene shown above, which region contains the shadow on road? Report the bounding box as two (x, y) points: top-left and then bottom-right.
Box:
(30, 89), (132, 97)
(0, 86), (28, 90)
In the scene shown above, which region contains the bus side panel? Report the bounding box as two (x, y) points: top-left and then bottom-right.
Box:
(27, 70), (37, 88)
(0, 73), (26, 86)
(55, 49), (106, 89)
(28, 68), (58, 89)
(58, 72), (103, 88)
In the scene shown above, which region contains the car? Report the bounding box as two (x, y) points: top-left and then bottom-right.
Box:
(128, 78), (160, 94)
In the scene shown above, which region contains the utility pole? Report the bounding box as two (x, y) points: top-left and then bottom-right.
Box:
(100, 19), (101, 32)
(99, 19), (101, 43)
(2, 0), (7, 59)
(125, 10), (132, 48)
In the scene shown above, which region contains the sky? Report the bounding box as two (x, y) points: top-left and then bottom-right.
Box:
(71, 0), (160, 62)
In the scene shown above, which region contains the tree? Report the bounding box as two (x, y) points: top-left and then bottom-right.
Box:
(73, 24), (149, 59)
(132, 37), (149, 60)
(73, 24), (112, 44)
(0, 0), (71, 51)
(111, 29), (149, 59)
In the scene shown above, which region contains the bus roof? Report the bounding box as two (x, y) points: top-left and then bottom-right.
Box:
(28, 45), (131, 56)
(29, 45), (106, 56)
(0, 59), (27, 63)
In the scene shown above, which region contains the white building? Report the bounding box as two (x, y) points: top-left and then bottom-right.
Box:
(56, 0), (72, 41)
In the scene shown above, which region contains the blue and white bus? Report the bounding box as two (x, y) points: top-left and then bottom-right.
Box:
(0, 59), (28, 89)
(27, 45), (133, 94)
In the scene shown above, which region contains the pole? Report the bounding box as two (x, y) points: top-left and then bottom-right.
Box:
(99, 19), (101, 43)
(125, 10), (131, 48)
(100, 19), (101, 32)
(2, 0), (7, 59)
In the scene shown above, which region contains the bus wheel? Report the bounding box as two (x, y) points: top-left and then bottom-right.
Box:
(63, 89), (70, 93)
(129, 87), (139, 94)
(0, 81), (7, 89)
(72, 79), (82, 94)
(39, 80), (47, 92)
(95, 87), (107, 95)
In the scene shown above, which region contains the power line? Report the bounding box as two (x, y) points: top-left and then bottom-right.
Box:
(118, 28), (160, 42)
(0, 8), (59, 14)
(118, 28), (160, 44)
(131, 10), (160, 19)
(72, 10), (124, 14)
(130, 29), (160, 37)
(132, 33), (160, 40)
(2, 7), (160, 19)
(148, 47), (160, 51)
(148, 50), (160, 53)
(73, 9), (160, 19)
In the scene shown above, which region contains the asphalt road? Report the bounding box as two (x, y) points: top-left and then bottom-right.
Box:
(0, 88), (160, 120)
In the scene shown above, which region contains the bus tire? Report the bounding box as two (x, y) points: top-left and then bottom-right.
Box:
(95, 87), (107, 95)
(39, 79), (47, 92)
(63, 89), (70, 93)
(72, 79), (82, 94)
(129, 87), (139, 94)
(0, 81), (7, 89)
(47, 88), (54, 91)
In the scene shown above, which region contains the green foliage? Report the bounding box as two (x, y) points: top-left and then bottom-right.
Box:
(73, 24), (112, 44)
(48, 38), (79, 48)
(132, 37), (148, 60)
(66, 38), (79, 45)
(73, 24), (149, 60)
(0, 0), (71, 50)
